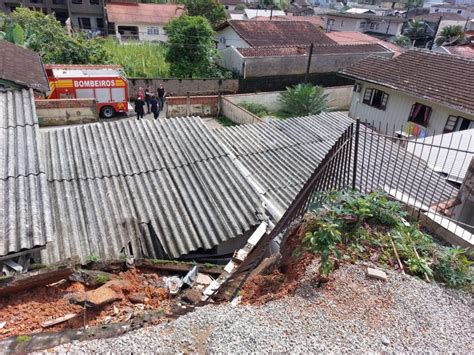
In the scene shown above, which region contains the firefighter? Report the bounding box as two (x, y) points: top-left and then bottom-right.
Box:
(145, 85), (152, 114)
(150, 95), (159, 120)
(135, 96), (145, 120)
(157, 84), (166, 112)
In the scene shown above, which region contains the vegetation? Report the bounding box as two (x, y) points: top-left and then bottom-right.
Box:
(102, 38), (169, 77)
(216, 115), (238, 127)
(95, 274), (110, 285)
(392, 35), (412, 49)
(16, 335), (32, 344)
(403, 20), (429, 46)
(235, 4), (246, 10)
(181, 0), (227, 27)
(85, 255), (101, 264)
(240, 101), (269, 118)
(278, 84), (328, 118)
(301, 190), (473, 292)
(0, 8), (109, 64)
(435, 25), (465, 46)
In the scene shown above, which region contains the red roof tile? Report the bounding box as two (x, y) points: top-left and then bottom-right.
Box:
(226, 20), (336, 46)
(106, 3), (185, 24)
(340, 50), (474, 115)
(250, 15), (324, 28)
(0, 41), (49, 92)
(326, 31), (404, 57)
(443, 44), (474, 59)
(237, 43), (390, 57)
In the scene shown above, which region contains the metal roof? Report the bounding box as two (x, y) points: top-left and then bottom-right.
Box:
(0, 89), (53, 257)
(407, 129), (474, 184)
(41, 117), (263, 263)
(216, 113), (458, 218)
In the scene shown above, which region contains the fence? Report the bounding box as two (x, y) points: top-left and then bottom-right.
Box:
(211, 119), (474, 299)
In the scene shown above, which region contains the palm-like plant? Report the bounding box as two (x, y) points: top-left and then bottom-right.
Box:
(435, 25), (465, 46)
(403, 20), (428, 39)
(278, 84), (328, 118)
(392, 35), (412, 49)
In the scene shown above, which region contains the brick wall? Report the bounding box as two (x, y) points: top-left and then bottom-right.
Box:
(35, 98), (96, 109)
(35, 99), (99, 126)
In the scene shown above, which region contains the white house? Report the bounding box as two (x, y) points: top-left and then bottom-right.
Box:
(429, 3), (473, 19)
(106, 3), (185, 42)
(323, 13), (405, 37)
(340, 50), (474, 138)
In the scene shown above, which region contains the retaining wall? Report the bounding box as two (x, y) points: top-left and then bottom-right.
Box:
(35, 99), (98, 126)
(166, 96), (219, 118)
(221, 97), (263, 125)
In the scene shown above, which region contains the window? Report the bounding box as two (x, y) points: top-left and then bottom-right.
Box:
(408, 103), (432, 127)
(147, 26), (160, 35)
(52, 0), (66, 4)
(369, 23), (379, 30)
(359, 21), (366, 29)
(219, 37), (226, 44)
(457, 10), (462, 13)
(78, 17), (91, 29)
(90, 0), (99, 4)
(30, 0), (43, 3)
(435, 8), (439, 12)
(71, 0), (82, 4)
(444, 115), (474, 132)
(96, 18), (104, 30)
(362, 88), (389, 110)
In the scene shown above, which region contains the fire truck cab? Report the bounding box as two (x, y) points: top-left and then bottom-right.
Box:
(45, 64), (129, 119)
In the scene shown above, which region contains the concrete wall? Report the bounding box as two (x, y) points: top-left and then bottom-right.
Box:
(166, 96), (219, 118)
(239, 51), (394, 78)
(324, 16), (403, 36)
(221, 97), (264, 124)
(128, 78), (239, 98)
(216, 26), (250, 50)
(225, 85), (353, 112)
(35, 99), (99, 126)
(348, 81), (474, 136)
(216, 47), (244, 75)
(436, 19), (469, 37)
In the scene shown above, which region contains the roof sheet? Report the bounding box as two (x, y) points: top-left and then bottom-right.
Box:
(407, 129), (474, 184)
(237, 43), (390, 57)
(227, 20), (336, 46)
(340, 50), (474, 115)
(216, 113), (458, 217)
(0, 42), (49, 93)
(106, 3), (185, 24)
(0, 89), (53, 257)
(41, 117), (263, 263)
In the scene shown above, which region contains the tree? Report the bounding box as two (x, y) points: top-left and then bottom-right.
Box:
(164, 15), (217, 78)
(403, 19), (429, 46)
(435, 25), (465, 46)
(0, 8), (109, 64)
(392, 35), (411, 49)
(278, 84), (328, 118)
(181, 0), (227, 27)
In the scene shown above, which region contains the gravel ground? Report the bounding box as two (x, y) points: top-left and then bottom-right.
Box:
(53, 263), (473, 353)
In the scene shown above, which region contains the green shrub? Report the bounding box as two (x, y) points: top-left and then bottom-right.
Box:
(278, 83), (328, 118)
(239, 102), (269, 118)
(216, 115), (238, 127)
(85, 255), (101, 264)
(95, 274), (110, 285)
(434, 247), (473, 290)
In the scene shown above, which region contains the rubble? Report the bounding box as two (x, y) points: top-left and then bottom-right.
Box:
(69, 270), (115, 287)
(41, 314), (77, 328)
(366, 268), (388, 281)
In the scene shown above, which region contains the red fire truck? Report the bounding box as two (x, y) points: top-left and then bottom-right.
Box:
(45, 64), (129, 118)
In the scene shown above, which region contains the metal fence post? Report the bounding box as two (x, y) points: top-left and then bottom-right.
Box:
(352, 118), (360, 190)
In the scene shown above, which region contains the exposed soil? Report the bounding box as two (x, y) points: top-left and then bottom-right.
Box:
(0, 269), (170, 340)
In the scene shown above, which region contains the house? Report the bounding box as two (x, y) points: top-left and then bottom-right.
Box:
(415, 12), (469, 40)
(340, 50), (474, 137)
(322, 13), (405, 38)
(105, 3), (185, 42)
(429, 3), (473, 19)
(219, 0), (258, 11)
(434, 43), (474, 59)
(232, 9), (287, 20)
(0, 0), (106, 31)
(0, 41), (49, 92)
(325, 30), (404, 56)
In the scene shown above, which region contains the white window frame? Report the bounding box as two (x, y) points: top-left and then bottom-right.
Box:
(147, 26), (160, 36)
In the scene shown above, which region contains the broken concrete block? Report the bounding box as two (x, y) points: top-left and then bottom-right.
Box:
(69, 270), (114, 287)
(196, 273), (213, 286)
(181, 288), (202, 305)
(128, 293), (147, 304)
(367, 267), (387, 281)
(68, 284), (122, 307)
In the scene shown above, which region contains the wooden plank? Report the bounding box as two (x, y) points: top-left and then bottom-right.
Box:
(42, 314), (77, 328)
(135, 259), (224, 276)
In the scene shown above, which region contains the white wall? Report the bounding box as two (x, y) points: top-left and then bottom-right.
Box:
(216, 46), (244, 74)
(216, 26), (250, 50)
(430, 6), (473, 18)
(348, 81), (474, 136)
(115, 23), (168, 42)
(436, 19), (469, 37)
(324, 16), (403, 36)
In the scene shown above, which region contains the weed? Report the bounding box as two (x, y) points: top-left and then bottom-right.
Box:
(95, 274), (110, 285)
(85, 255), (100, 264)
(28, 263), (47, 271)
(239, 102), (269, 118)
(434, 247), (473, 290)
(16, 335), (31, 344)
(216, 115), (238, 127)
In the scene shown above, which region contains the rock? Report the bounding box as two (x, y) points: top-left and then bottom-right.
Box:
(181, 288), (202, 305)
(69, 270), (114, 287)
(103, 279), (133, 293)
(196, 273), (213, 286)
(366, 267), (387, 281)
(68, 284), (122, 307)
(381, 335), (390, 346)
(129, 293), (147, 304)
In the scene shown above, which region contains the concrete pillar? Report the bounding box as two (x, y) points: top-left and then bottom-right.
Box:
(452, 157), (474, 233)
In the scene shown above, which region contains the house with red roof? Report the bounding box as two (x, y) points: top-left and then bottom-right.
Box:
(106, 3), (185, 42)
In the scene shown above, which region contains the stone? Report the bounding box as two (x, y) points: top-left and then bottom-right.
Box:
(68, 284), (122, 307)
(381, 335), (390, 346)
(181, 288), (203, 305)
(129, 293), (147, 304)
(196, 273), (213, 286)
(366, 267), (387, 281)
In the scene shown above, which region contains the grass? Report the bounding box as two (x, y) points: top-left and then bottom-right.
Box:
(16, 335), (32, 344)
(216, 115), (238, 127)
(85, 255), (101, 264)
(103, 38), (169, 78)
(239, 102), (269, 118)
(95, 274), (110, 285)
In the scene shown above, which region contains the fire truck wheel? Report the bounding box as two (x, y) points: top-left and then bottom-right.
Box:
(101, 106), (116, 119)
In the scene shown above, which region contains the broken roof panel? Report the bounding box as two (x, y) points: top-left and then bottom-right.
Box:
(0, 89), (53, 257)
(41, 117), (263, 263)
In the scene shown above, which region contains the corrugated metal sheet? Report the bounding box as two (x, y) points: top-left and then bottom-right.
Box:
(0, 88), (53, 257)
(41, 117), (263, 263)
(216, 112), (459, 218)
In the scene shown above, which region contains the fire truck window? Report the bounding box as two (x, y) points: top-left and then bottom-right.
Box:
(59, 92), (75, 99)
(95, 88), (111, 103)
(76, 89), (94, 99)
(111, 88), (125, 102)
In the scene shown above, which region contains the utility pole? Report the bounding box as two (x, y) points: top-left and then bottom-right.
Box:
(304, 43), (314, 84)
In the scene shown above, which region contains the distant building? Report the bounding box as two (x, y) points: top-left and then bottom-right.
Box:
(322, 13), (406, 38)
(429, 3), (473, 19)
(340, 50), (474, 138)
(229, 8), (287, 20)
(415, 12), (469, 40)
(105, 3), (185, 42)
(434, 43), (474, 59)
(219, 0), (258, 11)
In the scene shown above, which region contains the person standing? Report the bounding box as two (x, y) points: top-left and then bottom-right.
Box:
(157, 84), (166, 112)
(150, 95), (159, 120)
(145, 85), (152, 114)
(135, 96), (145, 120)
